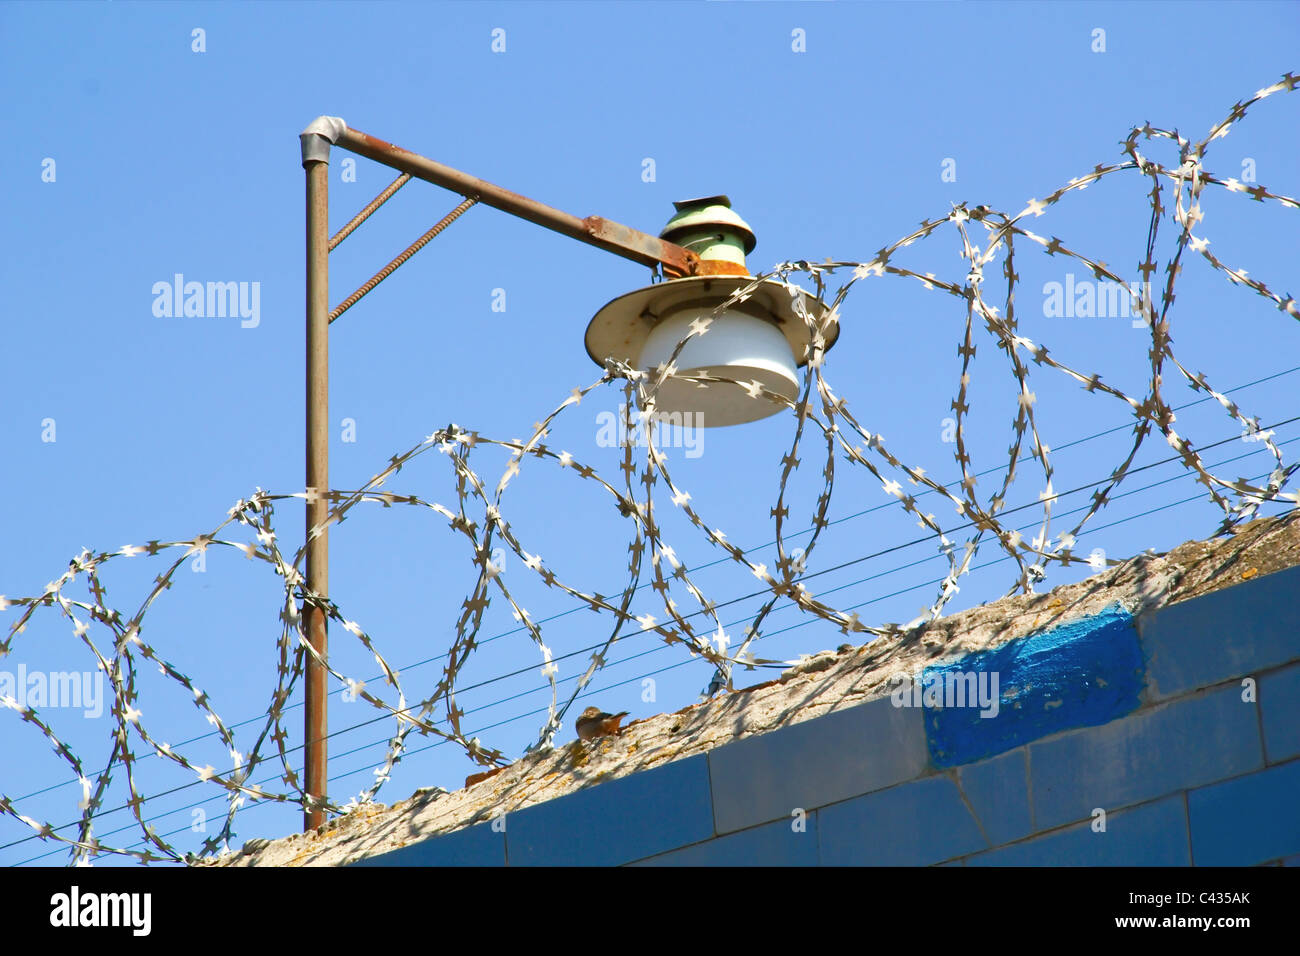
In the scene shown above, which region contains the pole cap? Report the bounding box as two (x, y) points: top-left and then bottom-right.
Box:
(659, 195), (757, 256)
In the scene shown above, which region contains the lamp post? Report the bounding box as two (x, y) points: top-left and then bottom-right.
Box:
(297, 116), (836, 831)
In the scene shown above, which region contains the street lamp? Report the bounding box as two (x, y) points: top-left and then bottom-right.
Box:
(586, 195), (838, 427)
(298, 117), (838, 830)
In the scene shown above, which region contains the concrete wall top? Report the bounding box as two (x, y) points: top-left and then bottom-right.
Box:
(211, 511), (1300, 866)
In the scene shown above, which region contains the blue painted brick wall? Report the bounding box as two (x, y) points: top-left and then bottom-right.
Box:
(507, 753), (713, 866)
(634, 815), (820, 866)
(818, 773), (987, 865)
(707, 694), (926, 834)
(957, 749), (1033, 846)
(1260, 662), (1300, 762)
(354, 566), (1300, 867)
(1028, 683), (1262, 831)
(352, 819), (504, 867)
(1188, 760), (1300, 865)
(1140, 565), (1300, 700)
(966, 795), (1190, 866)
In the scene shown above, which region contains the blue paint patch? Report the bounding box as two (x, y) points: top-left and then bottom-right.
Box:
(922, 605), (1144, 767)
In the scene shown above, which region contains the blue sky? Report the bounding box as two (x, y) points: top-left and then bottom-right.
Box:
(1, 0), (1297, 865)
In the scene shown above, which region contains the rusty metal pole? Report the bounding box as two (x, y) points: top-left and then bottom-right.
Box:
(302, 122), (338, 832)
(292, 115), (700, 835)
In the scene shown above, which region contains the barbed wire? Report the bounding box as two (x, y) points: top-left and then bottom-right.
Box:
(13, 426), (1293, 867)
(29, 430), (1299, 866)
(2, 74), (1297, 865)
(18, 359), (1296, 835)
(2, 416), (1289, 863)
(6, 429), (1297, 866)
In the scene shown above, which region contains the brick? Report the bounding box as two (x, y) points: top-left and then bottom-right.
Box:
(1029, 684), (1262, 830)
(350, 821), (504, 867)
(817, 773), (987, 865)
(966, 795), (1189, 866)
(707, 696), (927, 834)
(958, 748), (1033, 845)
(1260, 663), (1300, 762)
(1188, 760), (1300, 866)
(632, 813), (819, 866)
(1140, 565), (1300, 700)
(506, 754), (713, 866)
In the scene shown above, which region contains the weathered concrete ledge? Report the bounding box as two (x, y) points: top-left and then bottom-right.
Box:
(207, 511), (1300, 866)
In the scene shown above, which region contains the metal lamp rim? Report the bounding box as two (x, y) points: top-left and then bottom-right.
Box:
(584, 275), (840, 370)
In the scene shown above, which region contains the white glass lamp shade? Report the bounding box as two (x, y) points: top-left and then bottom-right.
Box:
(584, 276), (836, 428)
(636, 305), (798, 426)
